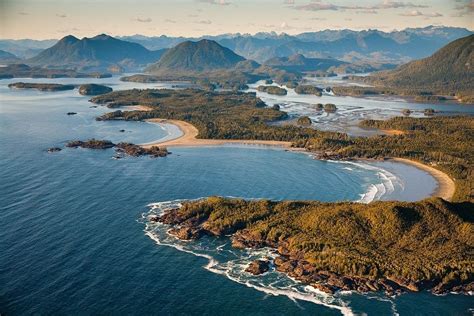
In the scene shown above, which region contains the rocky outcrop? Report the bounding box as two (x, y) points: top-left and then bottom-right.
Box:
(245, 260), (270, 275)
(64, 140), (169, 158)
(155, 205), (474, 297)
(78, 84), (113, 96)
(47, 147), (62, 153)
(66, 139), (115, 149)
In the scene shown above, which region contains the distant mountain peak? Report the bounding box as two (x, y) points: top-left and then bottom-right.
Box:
(146, 39), (245, 73)
(61, 35), (80, 43)
(27, 34), (165, 72)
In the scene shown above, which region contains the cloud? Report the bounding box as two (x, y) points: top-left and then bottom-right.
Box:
(198, 0), (231, 5)
(56, 13), (67, 18)
(165, 19), (177, 23)
(18, 11), (28, 15)
(356, 9), (378, 14)
(195, 20), (212, 24)
(134, 17), (152, 23)
(399, 10), (443, 17)
(293, 1), (428, 11)
(452, 1), (474, 17)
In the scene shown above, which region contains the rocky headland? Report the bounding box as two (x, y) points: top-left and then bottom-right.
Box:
(155, 197), (474, 297)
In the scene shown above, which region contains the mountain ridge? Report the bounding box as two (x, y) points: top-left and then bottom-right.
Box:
(27, 34), (166, 72)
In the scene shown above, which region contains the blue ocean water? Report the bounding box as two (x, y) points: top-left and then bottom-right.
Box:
(1, 77), (472, 315)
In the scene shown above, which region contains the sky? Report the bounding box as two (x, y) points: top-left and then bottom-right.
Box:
(0, 0), (473, 39)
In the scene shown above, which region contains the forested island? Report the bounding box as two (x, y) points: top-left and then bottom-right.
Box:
(257, 85), (288, 95)
(294, 85), (322, 96)
(78, 84), (113, 96)
(8, 82), (75, 91)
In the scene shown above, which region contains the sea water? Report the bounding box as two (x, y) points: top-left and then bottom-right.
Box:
(1, 77), (472, 315)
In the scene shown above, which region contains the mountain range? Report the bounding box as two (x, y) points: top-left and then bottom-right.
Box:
(366, 34), (474, 101)
(26, 34), (166, 72)
(120, 26), (472, 63)
(0, 50), (20, 63)
(1, 26), (470, 67)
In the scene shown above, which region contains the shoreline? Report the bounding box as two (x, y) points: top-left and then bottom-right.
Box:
(142, 118), (293, 149)
(389, 158), (455, 201)
(142, 118), (455, 201)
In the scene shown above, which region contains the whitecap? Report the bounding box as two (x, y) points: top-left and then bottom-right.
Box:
(141, 199), (359, 316)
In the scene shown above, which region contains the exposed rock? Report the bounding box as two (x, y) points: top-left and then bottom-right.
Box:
(47, 147), (62, 153)
(168, 226), (204, 240)
(312, 283), (337, 294)
(245, 260), (270, 275)
(67, 112), (77, 115)
(66, 139), (115, 149)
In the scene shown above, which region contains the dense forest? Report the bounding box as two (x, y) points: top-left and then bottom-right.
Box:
(360, 34), (474, 103)
(157, 197), (473, 295)
(91, 89), (339, 142)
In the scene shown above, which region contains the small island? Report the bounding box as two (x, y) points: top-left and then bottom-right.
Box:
(257, 85), (288, 96)
(297, 116), (312, 126)
(323, 103), (337, 113)
(295, 85), (322, 96)
(65, 139), (169, 157)
(8, 82), (75, 92)
(78, 84), (113, 96)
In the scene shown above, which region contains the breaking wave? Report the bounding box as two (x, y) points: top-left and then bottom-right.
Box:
(323, 160), (404, 203)
(140, 199), (357, 316)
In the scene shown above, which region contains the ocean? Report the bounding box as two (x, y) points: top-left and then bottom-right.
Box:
(1, 77), (472, 315)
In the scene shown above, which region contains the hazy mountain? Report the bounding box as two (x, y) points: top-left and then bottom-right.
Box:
(9, 26), (472, 67)
(264, 54), (346, 72)
(123, 26), (472, 64)
(0, 39), (57, 59)
(27, 34), (166, 72)
(0, 50), (21, 63)
(146, 39), (245, 74)
(368, 34), (473, 97)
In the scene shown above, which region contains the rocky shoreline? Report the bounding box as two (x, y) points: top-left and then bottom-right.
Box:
(153, 203), (473, 297)
(64, 139), (170, 158)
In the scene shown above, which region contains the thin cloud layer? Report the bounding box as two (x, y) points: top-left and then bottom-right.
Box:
(134, 17), (152, 23)
(198, 0), (231, 5)
(400, 10), (443, 17)
(294, 1), (428, 11)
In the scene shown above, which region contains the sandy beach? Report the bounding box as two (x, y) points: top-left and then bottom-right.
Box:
(142, 118), (455, 201)
(390, 158), (455, 201)
(142, 118), (293, 148)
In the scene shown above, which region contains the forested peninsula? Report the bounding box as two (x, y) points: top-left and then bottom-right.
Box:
(91, 88), (473, 296)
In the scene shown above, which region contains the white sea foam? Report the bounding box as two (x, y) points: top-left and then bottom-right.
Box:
(141, 199), (361, 315)
(325, 160), (403, 203)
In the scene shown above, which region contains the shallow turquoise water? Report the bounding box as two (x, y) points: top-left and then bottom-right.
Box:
(0, 77), (472, 315)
